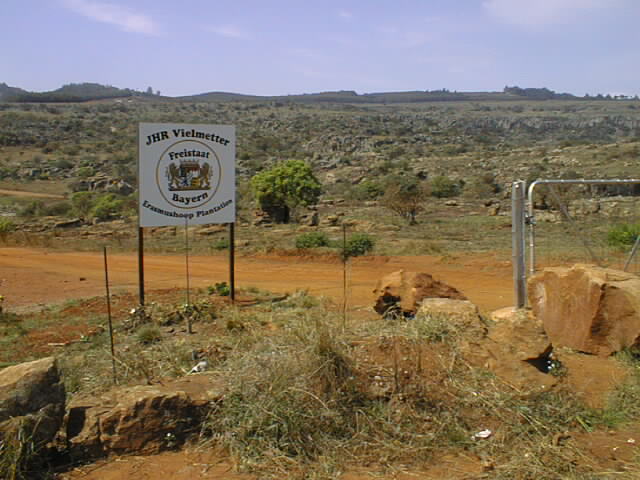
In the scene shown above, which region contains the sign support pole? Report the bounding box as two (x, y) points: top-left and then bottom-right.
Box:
(229, 222), (235, 303)
(185, 217), (193, 333)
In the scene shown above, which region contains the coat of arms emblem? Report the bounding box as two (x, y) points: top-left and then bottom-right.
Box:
(166, 161), (213, 191)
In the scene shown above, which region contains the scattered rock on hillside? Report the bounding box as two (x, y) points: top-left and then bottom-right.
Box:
(528, 264), (640, 356)
(196, 225), (225, 235)
(63, 375), (224, 460)
(0, 357), (66, 454)
(55, 218), (84, 229)
(373, 270), (467, 317)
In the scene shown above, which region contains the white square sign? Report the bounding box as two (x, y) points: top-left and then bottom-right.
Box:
(138, 123), (235, 227)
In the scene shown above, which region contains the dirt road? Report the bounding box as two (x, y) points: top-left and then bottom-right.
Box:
(0, 188), (65, 199)
(0, 247), (513, 312)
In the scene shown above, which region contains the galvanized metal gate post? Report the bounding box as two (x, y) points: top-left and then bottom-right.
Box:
(512, 181), (527, 308)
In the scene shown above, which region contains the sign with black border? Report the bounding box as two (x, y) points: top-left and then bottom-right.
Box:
(138, 123), (235, 227)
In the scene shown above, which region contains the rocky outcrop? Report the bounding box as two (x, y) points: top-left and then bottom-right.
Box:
(461, 307), (559, 392)
(63, 375), (224, 460)
(0, 357), (65, 470)
(528, 264), (640, 356)
(373, 270), (467, 317)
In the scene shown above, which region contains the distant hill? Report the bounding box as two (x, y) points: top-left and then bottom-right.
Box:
(0, 83), (27, 101)
(178, 89), (514, 104)
(1, 82), (634, 104)
(0, 82), (155, 103)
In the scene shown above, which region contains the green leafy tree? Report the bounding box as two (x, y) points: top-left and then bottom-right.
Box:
(250, 160), (322, 223)
(90, 193), (124, 221)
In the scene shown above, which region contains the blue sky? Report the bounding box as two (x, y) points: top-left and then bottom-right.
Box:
(2, 0), (639, 97)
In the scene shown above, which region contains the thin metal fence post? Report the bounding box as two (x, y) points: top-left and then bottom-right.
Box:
(103, 247), (117, 384)
(512, 181), (527, 308)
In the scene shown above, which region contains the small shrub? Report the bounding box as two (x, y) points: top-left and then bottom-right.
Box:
(90, 194), (124, 221)
(295, 231), (330, 249)
(76, 166), (95, 178)
(208, 282), (230, 296)
(351, 180), (384, 200)
(136, 325), (162, 345)
(18, 201), (45, 217)
(43, 201), (72, 216)
(212, 237), (229, 250)
(430, 175), (460, 198)
(344, 233), (375, 258)
(607, 223), (640, 248)
(0, 219), (16, 235)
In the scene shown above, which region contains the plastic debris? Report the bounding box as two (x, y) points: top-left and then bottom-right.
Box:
(473, 429), (492, 440)
(188, 359), (209, 374)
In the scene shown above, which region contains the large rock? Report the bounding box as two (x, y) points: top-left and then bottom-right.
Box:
(0, 357), (65, 471)
(63, 375), (224, 460)
(461, 307), (560, 392)
(373, 270), (467, 317)
(528, 264), (640, 356)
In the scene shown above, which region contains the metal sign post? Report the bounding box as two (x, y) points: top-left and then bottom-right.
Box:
(229, 222), (235, 302)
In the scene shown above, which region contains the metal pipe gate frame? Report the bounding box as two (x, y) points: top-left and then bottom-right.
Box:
(512, 178), (640, 309)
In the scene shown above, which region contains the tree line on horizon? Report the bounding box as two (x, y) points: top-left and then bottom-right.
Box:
(0, 81), (637, 104)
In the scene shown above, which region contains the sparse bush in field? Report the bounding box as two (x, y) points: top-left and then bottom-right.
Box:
(208, 282), (230, 296)
(70, 191), (95, 219)
(90, 193), (124, 221)
(464, 174), (500, 199)
(607, 223), (640, 248)
(76, 166), (95, 178)
(44, 201), (72, 217)
(350, 180), (384, 200)
(295, 231), (330, 249)
(136, 325), (162, 345)
(0, 218), (15, 235)
(53, 157), (74, 170)
(430, 175), (460, 198)
(344, 232), (375, 257)
(381, 177), (429, 225)
(212, 237), (229, 251)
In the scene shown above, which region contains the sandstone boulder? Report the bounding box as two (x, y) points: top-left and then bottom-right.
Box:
(63, 375), (224, 460)
(460, 307), (559, 392)
(528, 264), (640, 356)
(0, 357), (65, 470)
(373, 270), (467, 317)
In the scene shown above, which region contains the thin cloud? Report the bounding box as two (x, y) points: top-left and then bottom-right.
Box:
(483, 0), (617, 28)
(207, 25), (250, 40)
(338, 10), (353, 20)
(63, 0), (158, 35)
